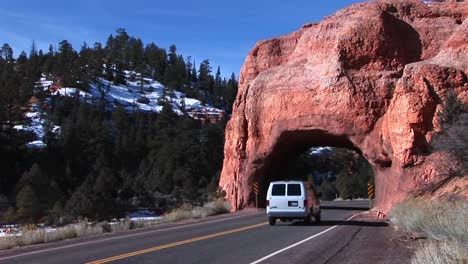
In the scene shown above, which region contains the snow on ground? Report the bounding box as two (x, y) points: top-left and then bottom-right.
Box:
(13, 103), (60, 149)
(55, 87), (92, 98)
(128, 216), (161, 221)
(126, 209), (162, 221)
(0, 225), (20, 237)
(37, 72), (223, 117)
(86, 77), (223, 117)
(36, 80), (53, 88)
(16, 74), (223, 148)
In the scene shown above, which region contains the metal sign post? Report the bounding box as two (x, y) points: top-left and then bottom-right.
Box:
(253, 182), (259, 208)
(367, 183), (374, 210)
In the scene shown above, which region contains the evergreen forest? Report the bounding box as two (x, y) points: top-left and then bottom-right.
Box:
(0, 29), (238, 223)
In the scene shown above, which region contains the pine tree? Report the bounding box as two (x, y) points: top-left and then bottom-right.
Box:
(198, 59), (212, 90)
(2, 206), (16, 223)
(1, 43), (13, 61)
(225, 73), (238, 113)
(114, 64), (127, 85)
(16, 185), (40, 222)
(57, 40), (76, 87)
(191, 62), (197, 82)
(50, 201), (65, 225)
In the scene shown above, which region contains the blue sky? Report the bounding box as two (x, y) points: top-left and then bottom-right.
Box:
(1, 0), (365, 77)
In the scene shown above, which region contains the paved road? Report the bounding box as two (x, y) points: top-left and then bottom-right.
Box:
(0, 200), (374, 264)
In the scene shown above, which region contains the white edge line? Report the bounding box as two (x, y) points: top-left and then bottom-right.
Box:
(0, 212), (261, 261)
(249, 213), (362, 264)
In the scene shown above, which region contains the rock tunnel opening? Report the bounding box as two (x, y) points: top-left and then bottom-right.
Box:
(252, 129), (375, 207)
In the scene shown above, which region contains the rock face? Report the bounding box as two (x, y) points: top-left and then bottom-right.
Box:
(219, 0), (467, 214)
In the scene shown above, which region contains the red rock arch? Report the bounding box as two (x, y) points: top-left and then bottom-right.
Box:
(219, 0), (468, 214)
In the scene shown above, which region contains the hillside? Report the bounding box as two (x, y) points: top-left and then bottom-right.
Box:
(15, 71), (224, 148)
(0, 29), (236, 223)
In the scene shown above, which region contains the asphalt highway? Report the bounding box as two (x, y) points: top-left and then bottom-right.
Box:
(0, 200), (373, 264)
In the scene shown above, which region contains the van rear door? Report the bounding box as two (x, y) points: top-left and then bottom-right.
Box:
(286, 183), (303, 208)
(269, 183), (288, 209)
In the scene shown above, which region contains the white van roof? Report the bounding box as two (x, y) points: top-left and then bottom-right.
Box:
(270, 181), (304, 184)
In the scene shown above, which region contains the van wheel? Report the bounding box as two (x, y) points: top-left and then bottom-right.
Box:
(269, 217), (276, 225)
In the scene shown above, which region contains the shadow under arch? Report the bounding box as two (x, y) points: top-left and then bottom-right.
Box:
(252, 129), (373, 208)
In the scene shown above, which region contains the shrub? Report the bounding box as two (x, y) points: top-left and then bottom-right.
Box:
(161, 198), (230, 223)
(43, 227), (77, 243)
(16, 229), (46, 246)
(204, 198), (231, 215)
(136, 97), (150, 104)
(0, 238), (17, 250)
(390, 198), (431, 234)
(390, 198), (468, 264)
(73, 220), (103, 237)
(390, 198), (467, 245)
(437, 91), (464, 125)
(411, 240), (467, 264)
(162, 204), (193, 223)
(110, 219), (132, 233)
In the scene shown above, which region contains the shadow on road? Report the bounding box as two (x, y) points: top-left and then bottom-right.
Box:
(286, 220), (388, 227)
(321, 206), (369, 211)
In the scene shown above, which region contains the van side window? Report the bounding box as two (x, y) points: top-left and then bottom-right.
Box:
(287, 184), (301, 196)
(271, 184), (286, 196)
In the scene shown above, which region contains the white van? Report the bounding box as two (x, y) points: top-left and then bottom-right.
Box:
(266, 181), (321, 225)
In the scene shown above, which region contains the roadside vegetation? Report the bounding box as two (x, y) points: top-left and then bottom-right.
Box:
(390, 198), (467, 264)
(0, 197), (230, 250)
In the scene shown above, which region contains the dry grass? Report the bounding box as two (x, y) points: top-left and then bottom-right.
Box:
(412, 240), (467, 264)
(162, 203), (195, 223)
(0, 220), (103, 250)
(0, 198), (230, 250)
(390, 198), (467, 245)
(73, 221), (106, 237)
(43, 227), (77, 243)
(390, 198), (468, 264)
(129, 219), (161, 229)
(162, 198), (231, 223)
(204, 198), (231, 215)
(0, 238), (17, 251)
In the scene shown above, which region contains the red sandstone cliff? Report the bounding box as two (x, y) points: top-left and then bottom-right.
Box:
(219, 0), (467, 214)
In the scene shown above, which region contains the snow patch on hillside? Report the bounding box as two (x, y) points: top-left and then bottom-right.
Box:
(13, 104), (60, 148)
(55, 87), (92, 98)
(17, 74), (223, 148)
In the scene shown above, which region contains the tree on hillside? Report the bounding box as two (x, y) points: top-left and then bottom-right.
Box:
(16, 185), (40, 222)
(57, 40), (77, 87)
(198, 59), (213, 91)
(225, 73), (238, 113)
(1, 43), (13, 61)
(0, 61), (22, 138)
(130, 38), (145, 71)
(0, 28), (239, 221)
(144, 42), (167, 81)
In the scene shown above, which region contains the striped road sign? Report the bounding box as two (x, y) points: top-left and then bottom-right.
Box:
(253, 182), (259, 195)
(367, 183), (374, 199)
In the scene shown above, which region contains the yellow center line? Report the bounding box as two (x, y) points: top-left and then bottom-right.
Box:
(86, 222), (268, 264)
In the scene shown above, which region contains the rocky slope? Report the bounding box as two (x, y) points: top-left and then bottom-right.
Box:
(219, 0), (467, 214)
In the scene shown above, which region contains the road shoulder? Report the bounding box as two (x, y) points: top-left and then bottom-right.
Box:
(260, 212), (414, 264)
(319, 213), (414, 264)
